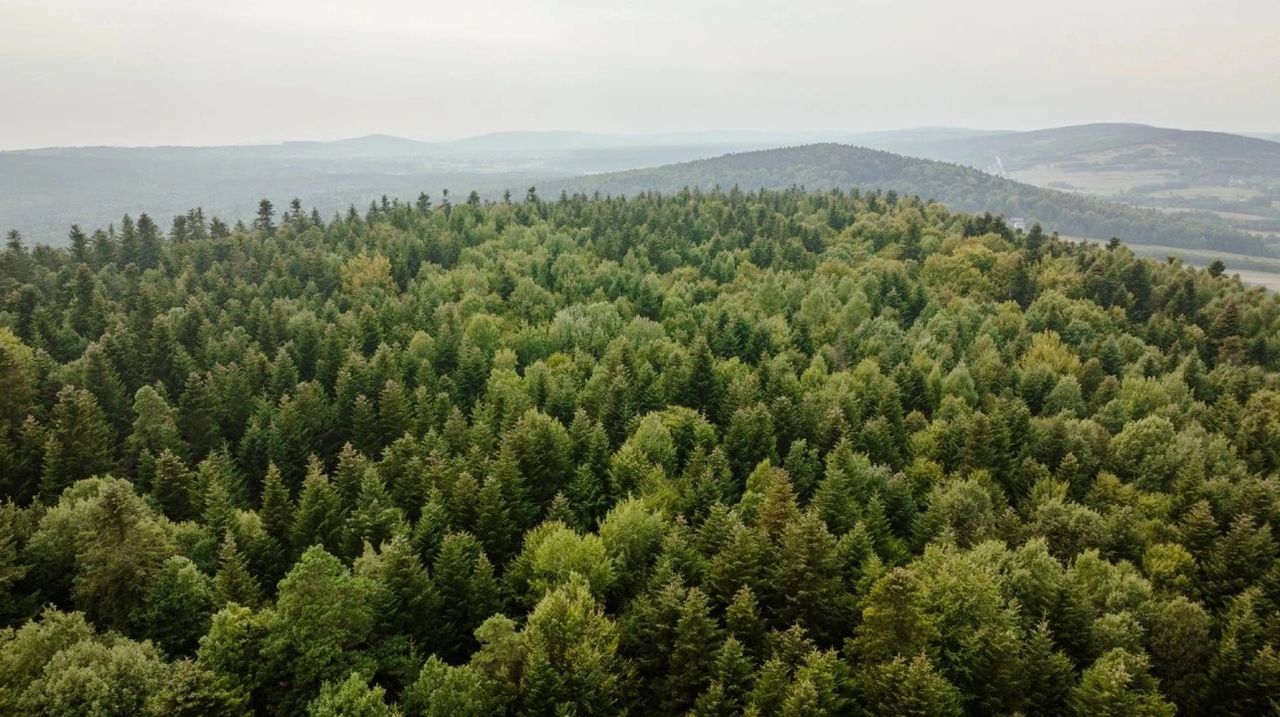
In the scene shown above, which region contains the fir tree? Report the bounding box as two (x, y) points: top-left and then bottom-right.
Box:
(215, 532), (262, 608)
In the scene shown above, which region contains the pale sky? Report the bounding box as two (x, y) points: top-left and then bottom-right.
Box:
(1, 0), (1278, 149)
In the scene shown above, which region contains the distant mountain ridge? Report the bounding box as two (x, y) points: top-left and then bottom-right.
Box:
(3, 124), (1278, 256)
(860, 122), (1280, 172)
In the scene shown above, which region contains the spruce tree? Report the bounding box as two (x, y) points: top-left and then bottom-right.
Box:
(215, 532), (262, 608)
(41, 386), (115, 501)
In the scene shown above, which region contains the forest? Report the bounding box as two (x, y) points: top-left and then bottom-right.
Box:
(1, 187), (1280, 716)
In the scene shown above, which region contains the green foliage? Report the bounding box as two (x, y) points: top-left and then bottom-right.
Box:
(307, 672), (399, 717)
(18, 635), (169, 717)
(215, 532), (263, 608)
(402, 657), (508, 717)
(41, 386), (116, 500)
(265, 546), (376, 710)
(72, 480), (175, 631)
(140, 555), (215, 655)
(520, 576), (628, 716)
(147, 658), (251, 717)
(859, 653), (963, 717)
(1070, 648), (1176, 717)
(2, 188), (1280, 713)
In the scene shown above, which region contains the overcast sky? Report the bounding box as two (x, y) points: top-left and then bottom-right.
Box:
(1, 0), (1277, 149)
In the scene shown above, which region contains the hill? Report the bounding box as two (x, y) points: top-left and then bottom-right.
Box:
(551, 143), (1280, 257)
(0, 133), (786, 243)
(856, 123), (1280, 236)
(5, 127), (1279, 260)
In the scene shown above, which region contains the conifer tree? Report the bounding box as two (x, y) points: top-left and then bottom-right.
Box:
(141, 555), (216, 655)
(215, 532), (262, 608)
(151, 448), (197, 521)
(260, 462), (294, 550)
(292, 464), (343, 555)
(41, 386), (115, 501)
(370, 535), (436, 643)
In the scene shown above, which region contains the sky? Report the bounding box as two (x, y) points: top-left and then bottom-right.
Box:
(1, 0), (1278, 150)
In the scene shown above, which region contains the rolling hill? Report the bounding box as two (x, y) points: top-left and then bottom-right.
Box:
(855, 123), (1280, 236)
(0, 133), (791, 243)
(549, 143), (1280, 257)
(4, 127), (1279, 262)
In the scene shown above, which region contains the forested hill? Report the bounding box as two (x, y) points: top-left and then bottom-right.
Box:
(3, 190), (1280, 715)
(553, 143), (1278, 256)
(862, 123), (1280, 179)
(849, 124), (1280, 238)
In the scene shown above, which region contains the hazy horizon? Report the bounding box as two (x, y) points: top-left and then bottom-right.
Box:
(5, 122), (1280, 153)
(3, 0), (1278, 151)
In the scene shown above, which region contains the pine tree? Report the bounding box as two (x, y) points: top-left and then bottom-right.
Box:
(333, 443), (370, 507)
(73, 480), (173, 631)
(151, 448), (197, 521)
(1070, 649), (1175, 717)
(473, 476), (517, 564)
(662, 586), (722, 712)
(1178, 500), (1219, 560)
(725, 585), (767, 657)
(685, 335), (719, 417)
(1021, 621), (1074, 716)
(126, 385), (186, 477)
(201, 464), (237, 540)
(432, 532), (498, 662)
(292, 465), (343, 555)
(505, 408), (573, 510)
(544, 491), (577, 528)
(264, 546), (375, 712)
(342, 467), (406, 558)
(119, 215), (140, 266)
(692, 636), (755, 717)
(851, 567), (937, 663)
(378, 378), (409, 445)
(254, 199), (276, 235)
(41, 386), (116, 501)
(860, 654), (963, 717)
(215, 532), (262, 608)
(775, 510), (849, 644)
(448, 471), (480, 534)
(80, 341), (129, 437)
(412, 496), (451, 565)
(134, 213), (162, 269)
(307, 672), (397, 717)
(370, 535), (436, 643)
(148, 659), (251, 717)
(68, 224), (89, 263)
(260, 462), (294, 539)
(520, 576), (626, 716)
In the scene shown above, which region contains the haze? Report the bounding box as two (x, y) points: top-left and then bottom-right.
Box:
(2, 0), (1278, 150)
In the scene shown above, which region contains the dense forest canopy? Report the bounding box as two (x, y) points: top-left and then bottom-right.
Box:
(2, 188), (1280, 715)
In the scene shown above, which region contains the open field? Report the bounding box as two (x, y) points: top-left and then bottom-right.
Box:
(1010, 166), (1174, 196)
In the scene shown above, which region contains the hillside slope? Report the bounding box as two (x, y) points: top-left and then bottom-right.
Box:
(551, 143), (1280, 256)
(0, 134), (774, 243)
(858, 123), (1280, 235)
